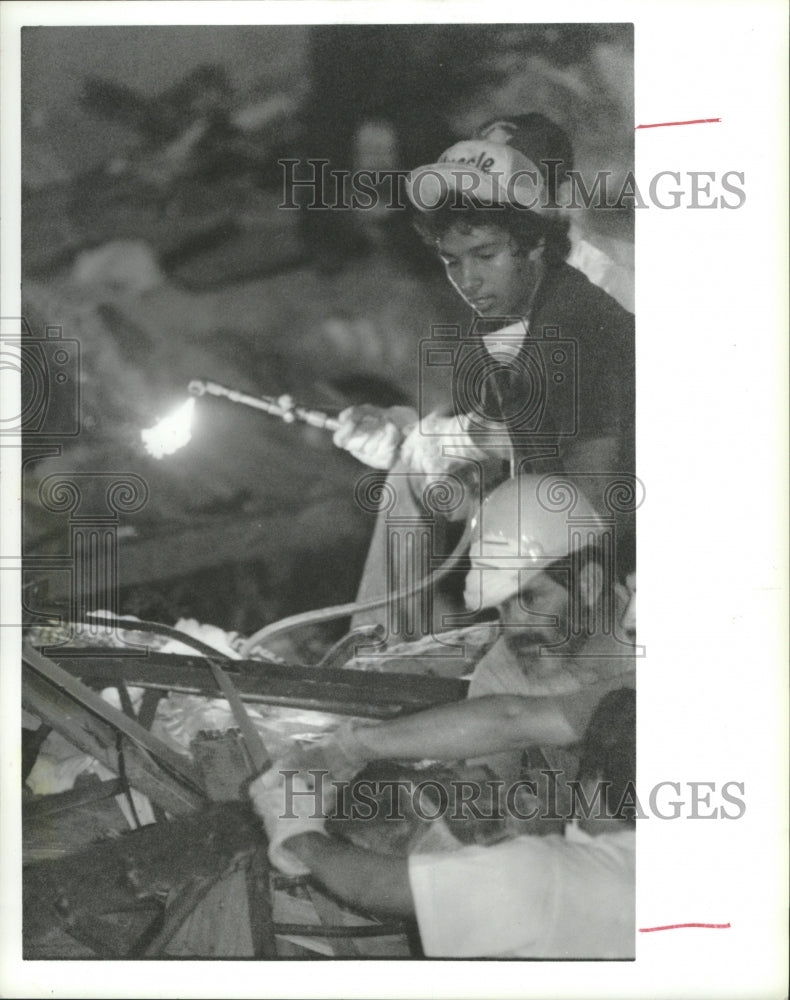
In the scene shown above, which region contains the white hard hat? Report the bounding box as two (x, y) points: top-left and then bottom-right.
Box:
(405, 139), (546, 213)
(464, 474), (605, 610)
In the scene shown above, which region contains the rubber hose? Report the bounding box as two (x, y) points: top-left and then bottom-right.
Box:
(45, 616), (236, 661)
(238, 522), (471, 658)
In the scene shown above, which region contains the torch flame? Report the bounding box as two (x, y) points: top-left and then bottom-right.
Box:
(141, 397), (195, 459)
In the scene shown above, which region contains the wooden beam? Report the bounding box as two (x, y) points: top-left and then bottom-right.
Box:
(23, 777), (124, 818)
(23, 644), (205, 790)
(40, 649), (469, 718)
(140, 872), (231, 958)
(206, 658), (271, 772)
(245, 846), (278, 958)
(22, 666), (206, 816)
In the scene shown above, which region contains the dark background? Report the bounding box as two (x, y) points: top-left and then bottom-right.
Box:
(20, 23), (634, 654)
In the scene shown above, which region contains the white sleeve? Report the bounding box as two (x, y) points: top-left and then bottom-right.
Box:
(407, 837), (557, 957)
(399, 411), (490, 475)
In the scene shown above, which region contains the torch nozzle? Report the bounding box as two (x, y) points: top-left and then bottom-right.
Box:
(186, 379), (340, 432)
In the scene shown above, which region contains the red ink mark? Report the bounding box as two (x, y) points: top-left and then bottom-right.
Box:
(639, 922), (731, 932)
(635, 118), (722, 130)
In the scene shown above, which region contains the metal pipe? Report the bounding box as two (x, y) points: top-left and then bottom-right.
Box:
(186, 379), (471, 665)
(188, 379), (340, 432)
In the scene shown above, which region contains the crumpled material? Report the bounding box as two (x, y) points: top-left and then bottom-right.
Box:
(23, 615), (347, 826)
(158, 617), (243, 658)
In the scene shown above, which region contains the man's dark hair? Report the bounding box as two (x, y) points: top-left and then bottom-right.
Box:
(534, 541), (611, 634)
(476, 113), (575, 198)
(541, 541), (604, 590)
(410, 111), (575, 266)
(410, 201), (571, 268)
(576, 687), (636, 826)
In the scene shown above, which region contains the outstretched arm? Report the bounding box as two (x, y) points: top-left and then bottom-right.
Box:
(352, 694), (577, 761)
(276, 695), (580, 785)
(285, 833), (414, 917)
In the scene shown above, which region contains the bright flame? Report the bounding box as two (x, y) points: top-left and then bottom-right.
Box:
(141, 397), (195, 459)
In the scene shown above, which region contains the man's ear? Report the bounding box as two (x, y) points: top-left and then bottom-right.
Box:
(556, 177), (572, 208)
(526, 238), (546, 262)
(578, 560), (604, 610)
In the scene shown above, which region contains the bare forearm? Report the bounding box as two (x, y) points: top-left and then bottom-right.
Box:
(286, 833), (414, 917)
(356, 695), (576, 761)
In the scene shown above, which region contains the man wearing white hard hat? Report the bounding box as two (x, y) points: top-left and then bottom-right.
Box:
(249, 475), (636, 955)
(261, 474), (634, 789)
(461, 472), (635, 787)
(464, 473), (632, 690)
(333, 114), (635, 640)
(327, 475), (634, 784)
(248, 471), (635, 955)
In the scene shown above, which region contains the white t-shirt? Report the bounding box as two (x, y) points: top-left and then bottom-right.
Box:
(408, 824), (635, 959)
(567, 228), (635, 314)
(481, 319), (528, 359)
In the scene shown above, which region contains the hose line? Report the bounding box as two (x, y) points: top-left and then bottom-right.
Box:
(238, 523), (471, 659)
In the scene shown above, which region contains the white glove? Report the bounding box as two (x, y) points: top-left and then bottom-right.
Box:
(250, 763), (335, 876)
(400, 411), (488, 477)
(332, 405), (417, 469)
(277, 719), (379, 785)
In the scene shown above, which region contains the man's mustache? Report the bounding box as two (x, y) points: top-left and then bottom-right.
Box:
(504, 630), (557, 651)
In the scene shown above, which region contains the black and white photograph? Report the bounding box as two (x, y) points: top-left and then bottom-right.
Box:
(1, 2), (786, 998)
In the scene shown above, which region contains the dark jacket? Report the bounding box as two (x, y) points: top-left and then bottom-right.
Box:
(459, 263), (635, 479)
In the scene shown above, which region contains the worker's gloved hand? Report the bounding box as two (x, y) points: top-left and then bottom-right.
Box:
(249, 766), (335, 876)
(400, 411), (488, 477)
(332, 405), (417, 469)
(278, 719), (379, 786)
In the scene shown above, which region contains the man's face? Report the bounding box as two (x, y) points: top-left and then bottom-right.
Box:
(498, 570), (572, 659)
(437, 223), (541, 318)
